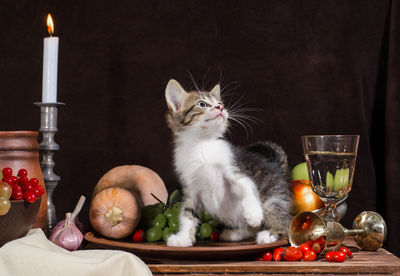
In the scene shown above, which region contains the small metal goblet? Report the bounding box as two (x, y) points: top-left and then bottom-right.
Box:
(289, 211), (386, 255)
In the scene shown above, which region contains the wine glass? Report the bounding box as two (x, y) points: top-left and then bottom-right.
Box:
(301, 135), (360, 221)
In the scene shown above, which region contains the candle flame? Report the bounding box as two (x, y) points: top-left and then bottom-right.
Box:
(47, 13), (54, 35)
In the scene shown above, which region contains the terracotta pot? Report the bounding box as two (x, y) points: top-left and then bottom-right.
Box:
(0, 131), (47, 229)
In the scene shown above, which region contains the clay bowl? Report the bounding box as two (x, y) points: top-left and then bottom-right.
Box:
(0, 198), (41, 246)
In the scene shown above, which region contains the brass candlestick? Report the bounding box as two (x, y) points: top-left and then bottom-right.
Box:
(289, 211), (386, 255)
(35, 102), (65, 234)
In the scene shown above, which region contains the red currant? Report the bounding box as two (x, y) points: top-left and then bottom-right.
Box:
(29, 178), (39, 186)
(18, 176), (29, 186)
(17, 168), (28, 177)
(3, 177), (15, 185)
(2, 167), (12, 178)
(24, 182), (34, 191)
(36, 185), (45, 196)
(31, 186), (41, 197)
(12, 189), (24, 200)
(12, 184), (22, 192)
(24, 191), (37, 203)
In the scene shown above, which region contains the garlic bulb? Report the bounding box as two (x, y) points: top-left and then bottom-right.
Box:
(49, 212), (83, 251)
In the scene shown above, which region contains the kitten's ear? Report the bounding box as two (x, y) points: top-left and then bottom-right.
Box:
(210, 84), (221, 100)
(165, 79), (187, 112)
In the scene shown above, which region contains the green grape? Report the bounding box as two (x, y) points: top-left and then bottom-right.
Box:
(0, 182), (12, 199)
(172, 202), (182, 212)
(168, 215), (180, 232)
(200, 210), (213, 222)
(153, 213), (167, 229)
(142, 204), (164, 228)
(167, 189), (182, 206)
(162, 227), (174, 242)
(145, 227), (162, 242)
(199, 223), (213, 240)
(0, 196), (11, 216)
(207, 219), (220, 229)
(163, 208), (176, 220)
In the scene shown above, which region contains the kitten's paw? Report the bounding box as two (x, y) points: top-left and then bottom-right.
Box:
(167, 234), (193, 247)
(256, 230), (278, 244)
(220, 229), (249, 242)
(244, 204), (263, 227)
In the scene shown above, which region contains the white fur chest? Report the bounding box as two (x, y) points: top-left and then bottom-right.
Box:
(174, 138), (245, 226)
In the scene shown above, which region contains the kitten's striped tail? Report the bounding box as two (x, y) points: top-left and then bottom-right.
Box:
(246, 141), (289, 171)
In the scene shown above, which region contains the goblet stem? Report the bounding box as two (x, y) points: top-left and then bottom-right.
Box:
(320, 202), (341, 222)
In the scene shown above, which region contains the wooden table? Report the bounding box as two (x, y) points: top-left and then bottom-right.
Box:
(147, 241), (400, 275)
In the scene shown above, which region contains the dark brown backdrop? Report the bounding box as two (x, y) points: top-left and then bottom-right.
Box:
(0, 1), (399, 256)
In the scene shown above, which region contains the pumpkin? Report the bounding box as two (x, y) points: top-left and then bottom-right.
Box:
(89, 165), (168, 239)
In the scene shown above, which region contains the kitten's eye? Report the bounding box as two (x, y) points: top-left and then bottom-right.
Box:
(198, 101), (207, 108)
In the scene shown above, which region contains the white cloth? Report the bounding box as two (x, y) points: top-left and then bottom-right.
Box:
(0, 229), (152, 276)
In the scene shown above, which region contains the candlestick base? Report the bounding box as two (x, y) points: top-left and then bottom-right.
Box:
(35, 102), (65, 234)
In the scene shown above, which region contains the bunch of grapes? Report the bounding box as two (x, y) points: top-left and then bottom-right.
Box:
(0, 167), (44, 216)
(132, 190), (221, 243)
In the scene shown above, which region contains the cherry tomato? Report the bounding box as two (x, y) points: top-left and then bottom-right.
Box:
(314, 236), (326, 247)
(333, 251), (346, 262)
(302, 250), (317, 261)
(210, 231), (220, 242)
(312, 242), (322, 254)
(283, 246), (303, 261)
(325, 251), (336, 262)
(299, 243), (311, 254)
(305, 240), (314, 247)
(133, 229), (145, 242)
(273, 247), (284, 261)
(261, 251), (272, 261)
(339, 246), (353, 258)
(301, 219), (312, 231)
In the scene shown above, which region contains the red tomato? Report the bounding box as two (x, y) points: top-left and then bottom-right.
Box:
(302, 250), (317, 261)
(314, 236), (326, 246)
(334, 251), (347, 262)
(261, 251), (272, 261)
(312, 242), (322, 254)
(299, 243), (311, 254)
(339, 246), (353, 258)
(132, 229), (144, 243)
(273, 247), (284, 261)
(210, 232), (220, 242)
(301, 219), (312, 231)
(325, 251), (336, 262)
(305, 240), (314, 247)
(283, 246), (303, 261)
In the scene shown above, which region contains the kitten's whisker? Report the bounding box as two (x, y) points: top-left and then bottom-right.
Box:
(228, 116), (253, 138)
(185, 69), (205, 98)
(221, 81), (240, 94)
(201, 68), (210, 91)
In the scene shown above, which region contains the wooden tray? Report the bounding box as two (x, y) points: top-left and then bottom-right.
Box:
(84, 232), (288, 263)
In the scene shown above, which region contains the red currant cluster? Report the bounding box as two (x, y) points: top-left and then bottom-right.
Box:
(2, 167), (44, 203)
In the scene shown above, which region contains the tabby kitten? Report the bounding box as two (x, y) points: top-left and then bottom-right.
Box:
(165, 79), (293, 247)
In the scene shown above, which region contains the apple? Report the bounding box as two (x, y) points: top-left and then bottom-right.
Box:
(291, 162), (309, 182)
(291, 162), (324, 214)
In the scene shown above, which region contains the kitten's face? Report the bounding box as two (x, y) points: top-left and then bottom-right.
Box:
(165, 79), (228, 138)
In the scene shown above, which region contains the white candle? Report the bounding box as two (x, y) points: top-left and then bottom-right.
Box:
(42, 14), (59, 103)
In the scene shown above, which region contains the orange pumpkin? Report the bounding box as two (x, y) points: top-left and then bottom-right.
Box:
(89, 165), (168, 239)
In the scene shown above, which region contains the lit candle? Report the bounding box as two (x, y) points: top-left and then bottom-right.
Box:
(42, 14), (59, 103)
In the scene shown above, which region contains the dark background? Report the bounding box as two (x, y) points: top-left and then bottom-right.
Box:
(0, 1), (399, 256)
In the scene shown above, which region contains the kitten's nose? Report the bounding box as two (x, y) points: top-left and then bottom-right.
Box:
(216, 105), (223, 111)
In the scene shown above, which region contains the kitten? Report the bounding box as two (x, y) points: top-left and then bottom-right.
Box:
(164, 79), (293, 247)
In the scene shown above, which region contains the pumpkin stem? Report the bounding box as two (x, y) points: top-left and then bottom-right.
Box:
(104, 206), (123, 227)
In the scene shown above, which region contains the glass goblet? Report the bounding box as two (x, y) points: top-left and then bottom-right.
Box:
(301, 135), (360, 222)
